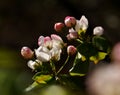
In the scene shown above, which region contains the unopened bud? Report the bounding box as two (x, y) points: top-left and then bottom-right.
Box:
(54, 22), (64, 32)
(67, 45), (77, 55)
(21, 46), (34, 59)
(93, 26), (104, 36)
(64, 16), (76, 27)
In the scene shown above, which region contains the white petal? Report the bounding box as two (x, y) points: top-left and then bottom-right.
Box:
(52, 40), (62, 49)
(35, 49), (51, 62)
(51, 34), (63, 43)
(93, 26), (104, 36)
(50, 48), (62, 61)
(77, 52), (82, 59)
(75, 15), (88, 31)
(27, 60), (36, 70)
(69, 28), (76, 33)
(75, 20), (81, 31)
(38, 36), (44, 46)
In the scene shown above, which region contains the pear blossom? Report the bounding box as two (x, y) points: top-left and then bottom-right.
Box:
(35, 34), (64, 62)
(66, 15), (88, 40)
(75, 15), (88, 32)
(35, 46), (51, 62)
(21, 46), (34, 59)
(50, 47), (62, 61)
(51, 34), (63, 49)
(93, 26), (104, 36)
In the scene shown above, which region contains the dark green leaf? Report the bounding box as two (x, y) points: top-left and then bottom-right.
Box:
(77, 43), (98, 58)
(69, 58), (89, 76)
(92, 36), (110, 52)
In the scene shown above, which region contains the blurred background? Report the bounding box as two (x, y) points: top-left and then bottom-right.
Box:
(0, 0), (120, 95)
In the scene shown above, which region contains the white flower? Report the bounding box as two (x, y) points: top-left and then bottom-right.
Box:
(50, 47), (62, 61)
(35, 34), (64, 62)
(93, 26), (104, 36)
(75, 15), (88, 32)
(35, 46), (51, 62)
(51, 34), (63, 49)
(66, 15), (88, 40)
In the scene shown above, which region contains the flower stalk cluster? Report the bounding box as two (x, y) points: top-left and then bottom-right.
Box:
(21, 15), (111, 91)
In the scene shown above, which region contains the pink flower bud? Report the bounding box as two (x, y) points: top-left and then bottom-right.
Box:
(38, 36), (44, 46)
(67, 45), (77, 55)
(21, 46), (34, 59)
(44, 36), (51, 43)
(54, 22), (64, 32)
(64, 16), (76, 27)
(66, 32), (78, 41)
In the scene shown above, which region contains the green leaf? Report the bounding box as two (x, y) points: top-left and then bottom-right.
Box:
(58, 74), (79, 89)
(90, 52), (107, 64)
(92, 36), (110, 52)
(33, 73), (53, 84)
(77, 43), (98, 58)
(69, 58), (89, 76)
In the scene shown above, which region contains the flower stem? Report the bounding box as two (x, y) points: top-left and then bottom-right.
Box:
(57, 55), (70, 75)
(50, 61), (57, 74)
(76, 39), (83, 44)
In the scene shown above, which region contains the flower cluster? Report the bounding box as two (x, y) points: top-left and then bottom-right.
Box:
(21, 15), (110, 92)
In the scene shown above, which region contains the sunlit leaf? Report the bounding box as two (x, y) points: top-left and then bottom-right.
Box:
(90, 52), (107, 64)
(34, 75), (52, 84)
(33, 73), (53, 84)
(81, 55), (86, 61)
(70, 73), (85, 76)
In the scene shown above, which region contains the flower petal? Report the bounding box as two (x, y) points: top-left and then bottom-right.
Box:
(38, 36), (44, 46)
(35, 47), (51, 62)
(75, 15), (88, 31)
